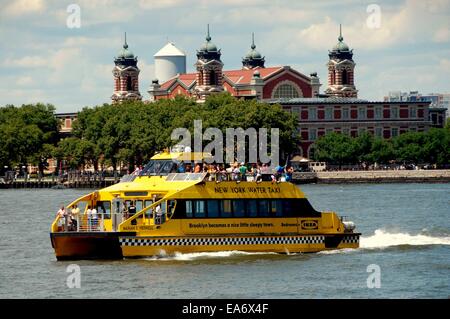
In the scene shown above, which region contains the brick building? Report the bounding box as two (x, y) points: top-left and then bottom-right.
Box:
(148, 28), (321, 102)
(269, 98), (431, 157)
(106, 25), (437, 159)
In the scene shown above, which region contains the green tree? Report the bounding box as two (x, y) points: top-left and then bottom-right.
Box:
(423, 128), (450, 165)
(0, 103), (58, 175)
(392, 131), (427, 163)
(314, 132), (356, 166)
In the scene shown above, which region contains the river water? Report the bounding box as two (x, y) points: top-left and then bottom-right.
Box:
(0, 183), (449, 298)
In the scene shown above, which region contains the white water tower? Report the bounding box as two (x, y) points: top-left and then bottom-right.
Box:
(154, 42), (186, 84)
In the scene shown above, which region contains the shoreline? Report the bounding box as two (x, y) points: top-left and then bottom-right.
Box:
(1, 170), (449, 188)
(293, 169), (450, 184)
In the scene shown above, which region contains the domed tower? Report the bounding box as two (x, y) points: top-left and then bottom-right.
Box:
(194, 24), (224, 101)
(111, 33), (142, 103)
(325, 25), (357, 98)
(154, 41), (186, 84)
(242, 33), (265, 70)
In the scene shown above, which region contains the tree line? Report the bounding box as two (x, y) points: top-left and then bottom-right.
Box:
(313, 126), (450, 167)
(1, 93), (449, 175)
(0, 93), (299, 174)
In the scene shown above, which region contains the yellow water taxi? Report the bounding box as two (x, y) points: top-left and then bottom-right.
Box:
(50, 150), (359, 260)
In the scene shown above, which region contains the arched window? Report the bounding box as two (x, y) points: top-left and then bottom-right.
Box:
(126, 76), (133, 91)
(332, 70), (336, 85)
(308, 145), (316, 160)
(209, 70), (217, 85)
(342, 70), (348, 85)
(273, 83), (301, 99)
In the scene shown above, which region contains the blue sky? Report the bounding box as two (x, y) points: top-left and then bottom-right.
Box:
(0, 0), (449, 113)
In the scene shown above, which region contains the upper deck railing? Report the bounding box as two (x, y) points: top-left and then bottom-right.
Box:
(118, 171), (292, 184)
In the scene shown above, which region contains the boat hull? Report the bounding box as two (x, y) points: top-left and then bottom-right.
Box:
(50, 231), (136, 260)
(119, 233), (360, 257)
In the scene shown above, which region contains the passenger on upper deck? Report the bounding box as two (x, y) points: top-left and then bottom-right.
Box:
(285, 166), (294, 182)
(273, 165), (285, 183)
(177, 162), (186, 173)
(239, 162), (248, 181)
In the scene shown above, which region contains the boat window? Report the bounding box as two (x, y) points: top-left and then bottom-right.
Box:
(283, 200), (294, 217)
(144, 200), (153, 207)
(124, 191), (148, 197)
(247, 200), (258, 217)
(167, 200), (176, 217)
(270, 200), (283, 217)
(221, 200), (233, 218)
(144, 200), (153, 218)
(140, 160), (178, 176)
(233, 200), (246, 217)
(135, 200), (143, 213)
(194, 200), (206, 218)
(258, 200), (270, 217)
(172, 198), (320, 219)
(186, 201), (193, 218)
(207, 200), (220, 218)
(96, 201), (111, 219)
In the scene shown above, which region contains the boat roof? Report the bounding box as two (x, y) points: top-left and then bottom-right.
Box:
(99, 173), (306, 199)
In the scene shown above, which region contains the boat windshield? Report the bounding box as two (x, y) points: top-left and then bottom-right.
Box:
(140, 160), (178, 176)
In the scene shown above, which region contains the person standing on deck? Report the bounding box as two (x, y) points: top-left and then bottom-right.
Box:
(56, 206), (66, 231)
(129, 201), (137, 225)
(86, 205), (92, 231)
(155, 204), (162, 225)
(70, 204), (80, 231)
(91, 206), (98, 230)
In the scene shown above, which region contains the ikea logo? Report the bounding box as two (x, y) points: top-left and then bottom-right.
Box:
(301, 220), (318, 230)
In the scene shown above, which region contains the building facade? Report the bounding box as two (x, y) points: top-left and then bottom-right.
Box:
(148, 27), (318, 101)
(385, 91), (449, 119)
(269, 98), (432, 158)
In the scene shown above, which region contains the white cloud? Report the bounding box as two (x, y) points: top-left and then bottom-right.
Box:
(3, 56), (47, 68)
(3, 0), (45, 16)
(433, 27), (450, 43)
(16, 76), (34, 86)
(440, 58), (450, 71)
(139, 0), (186, 9)
(1, 0), (449, 111)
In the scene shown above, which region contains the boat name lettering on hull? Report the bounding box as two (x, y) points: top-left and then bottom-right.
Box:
(189, 222), (274, 229)
(214, 186), (280, 194)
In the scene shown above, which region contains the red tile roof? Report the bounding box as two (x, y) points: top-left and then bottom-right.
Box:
(159, 66), (296, 89)
(223, 66), (283, 85)
(178, 73), (196, 87)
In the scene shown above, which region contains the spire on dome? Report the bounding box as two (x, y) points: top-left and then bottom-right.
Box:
(196, 24), (221, 61)
(124, 32), (128, 49)
(242, 32), (265, 69)
(338, 24), (343, 42)
(206, 24), (211, 42)
(115, 32), (137, 67)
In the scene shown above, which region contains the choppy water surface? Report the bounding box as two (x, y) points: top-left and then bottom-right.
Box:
(0, 183), (449, 298)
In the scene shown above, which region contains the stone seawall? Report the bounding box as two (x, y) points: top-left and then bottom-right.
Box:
(293, 170), (450, 184)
